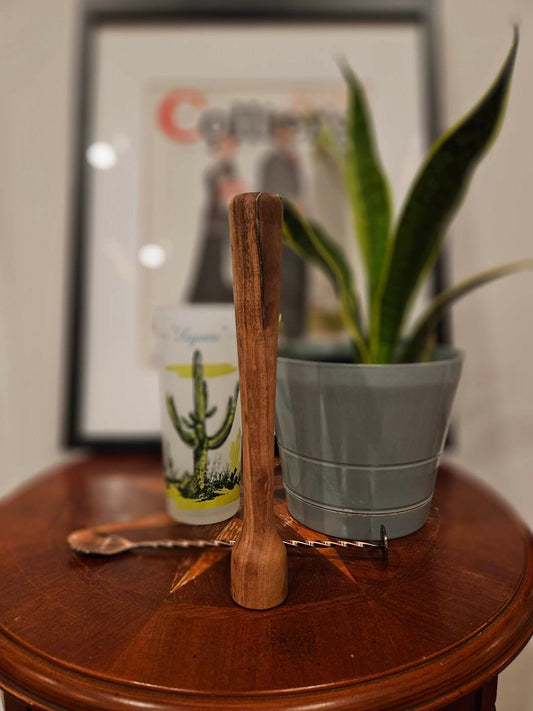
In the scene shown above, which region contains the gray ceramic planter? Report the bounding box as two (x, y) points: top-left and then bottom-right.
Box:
(275, 346), (464, 540)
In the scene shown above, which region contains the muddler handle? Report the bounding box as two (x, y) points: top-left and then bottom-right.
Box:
(229, 192), (288, 610)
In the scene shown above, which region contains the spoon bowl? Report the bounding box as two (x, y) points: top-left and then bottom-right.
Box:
(68, 530), (139, 555)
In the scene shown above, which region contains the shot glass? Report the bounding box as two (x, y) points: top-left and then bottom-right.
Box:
(154, 304), (241, 524)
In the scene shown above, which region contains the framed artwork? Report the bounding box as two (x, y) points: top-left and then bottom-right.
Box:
(66, 0), (447, 448)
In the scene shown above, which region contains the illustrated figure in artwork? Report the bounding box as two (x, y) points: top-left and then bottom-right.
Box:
(188, 129), (246, 303)
(259, 112), (307, 338)
(165, 349), (240, 501)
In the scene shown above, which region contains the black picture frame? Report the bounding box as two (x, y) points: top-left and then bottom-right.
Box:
(65, 0), (448, 450)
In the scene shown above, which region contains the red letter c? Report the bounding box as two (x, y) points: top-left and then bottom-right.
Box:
(157, 89), (206, 144)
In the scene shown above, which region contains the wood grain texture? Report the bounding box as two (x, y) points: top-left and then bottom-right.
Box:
(0, 455), (531, 711)
(229, 192), (288, 609)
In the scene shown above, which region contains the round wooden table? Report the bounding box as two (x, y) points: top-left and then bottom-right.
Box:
(0, 455), (531, 711)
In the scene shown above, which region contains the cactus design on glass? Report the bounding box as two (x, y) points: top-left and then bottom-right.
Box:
(166, 349), (240, 503)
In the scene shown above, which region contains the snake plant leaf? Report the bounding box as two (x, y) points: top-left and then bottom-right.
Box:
(282, 200), (370, 362)
(342, 63), (392, 306)
(373, 28), (519, 363)
(399, 258), (533, 363)
(314, 122), (345, 171)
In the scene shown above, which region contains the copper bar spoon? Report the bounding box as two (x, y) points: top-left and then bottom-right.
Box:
(68, 527), (388, 565)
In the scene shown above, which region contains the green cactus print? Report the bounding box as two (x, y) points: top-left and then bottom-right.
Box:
(166, 349), (239, 497)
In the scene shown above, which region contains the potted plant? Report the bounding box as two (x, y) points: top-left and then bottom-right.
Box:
(276, 29), (531, 540)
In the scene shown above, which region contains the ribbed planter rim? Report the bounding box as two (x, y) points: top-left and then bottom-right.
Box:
(277, 345), (464, 370)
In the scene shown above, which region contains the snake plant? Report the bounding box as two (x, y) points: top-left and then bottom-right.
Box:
(283, 29), (532, 364)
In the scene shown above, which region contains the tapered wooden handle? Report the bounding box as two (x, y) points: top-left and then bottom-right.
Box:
(229, 192), (288, 610)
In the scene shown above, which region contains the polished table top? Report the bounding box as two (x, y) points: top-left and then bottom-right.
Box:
(0, 455), (531, 711)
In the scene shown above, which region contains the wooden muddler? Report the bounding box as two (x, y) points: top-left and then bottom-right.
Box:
(229, 192), (288, 610)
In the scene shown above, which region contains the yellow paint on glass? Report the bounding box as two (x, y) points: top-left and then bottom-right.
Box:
(166, 483), (240, 510)
(229, 429), (241, 474)
(166, 363), (237, 378)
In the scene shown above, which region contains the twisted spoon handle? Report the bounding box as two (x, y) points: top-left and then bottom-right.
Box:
(129, 537), (387, 567)
(139, 539), (234, 549)
(138, 538), (383, 551)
